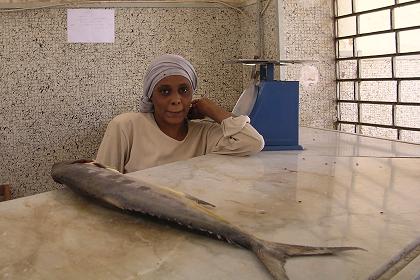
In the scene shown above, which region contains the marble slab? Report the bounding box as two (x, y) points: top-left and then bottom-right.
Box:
(1, 127), (420, 279)
(299, 127), (420, 157)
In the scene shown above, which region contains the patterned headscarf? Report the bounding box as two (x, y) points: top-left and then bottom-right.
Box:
(140, 54), (198, 112)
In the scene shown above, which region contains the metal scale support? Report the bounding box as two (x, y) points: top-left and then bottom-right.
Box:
(229, 59), (305, 151)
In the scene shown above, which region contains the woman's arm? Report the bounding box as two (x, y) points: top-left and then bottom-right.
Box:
(188, 98), (232, 124)
(211, 115), (265, 156)
(190, 98), (264, 156)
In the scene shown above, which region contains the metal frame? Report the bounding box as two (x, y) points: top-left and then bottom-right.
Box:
(334, 0), (420, 137)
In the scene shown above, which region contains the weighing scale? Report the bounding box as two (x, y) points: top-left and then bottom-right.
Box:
(227, 59), (311, 151)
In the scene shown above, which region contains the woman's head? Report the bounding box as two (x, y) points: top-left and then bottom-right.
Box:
(150, 75), (193, 126)
(140, 54), (197, 126)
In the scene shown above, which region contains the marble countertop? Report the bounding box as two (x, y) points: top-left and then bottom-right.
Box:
(1, 127), (420, 280)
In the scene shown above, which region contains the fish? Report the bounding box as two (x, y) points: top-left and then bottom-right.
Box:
(51, 159), (364, 280)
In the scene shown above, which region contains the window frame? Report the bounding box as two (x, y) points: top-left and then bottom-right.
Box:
(334, 0), (420, 138)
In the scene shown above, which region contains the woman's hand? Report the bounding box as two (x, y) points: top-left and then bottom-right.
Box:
(188, 98), (232, 124)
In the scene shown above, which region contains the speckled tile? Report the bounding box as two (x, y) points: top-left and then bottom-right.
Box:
(241, 0), (336, 129)
(1, 2), (336, 198)
(240, 0), (280, 86)
(279, 0), (337, 128)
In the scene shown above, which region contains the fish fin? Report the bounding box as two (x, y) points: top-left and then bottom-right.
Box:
(184, 194), (216, 208)
(70, 159), (120, 173)
(71, 159), (94, 164)
(252, 239), (365, 280)
(91, 162), (109, 169)
(70, 159), (119, 172)
(277, 243), (366, 256)
(253, 245), (289, 280)
(91, 162), (121, 173)
(157, 185), (216, 208)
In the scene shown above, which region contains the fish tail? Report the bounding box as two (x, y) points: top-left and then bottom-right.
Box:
(251, 238), (365, 280)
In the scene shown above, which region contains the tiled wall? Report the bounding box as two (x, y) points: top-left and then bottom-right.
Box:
(240, 0), (280, 82)
(279, 0), (337, 128)
(0, 0), (337, 198)
(0, 4), (280, 198)
(338, 50), (420, 143)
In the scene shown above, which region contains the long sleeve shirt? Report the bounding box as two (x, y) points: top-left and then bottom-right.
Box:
(95, 112), (264, 173)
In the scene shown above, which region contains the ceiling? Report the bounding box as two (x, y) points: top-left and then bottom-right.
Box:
(0, 0), (257, 9)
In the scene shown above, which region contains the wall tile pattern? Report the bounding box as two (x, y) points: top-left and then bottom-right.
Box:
(280, 0), (336, 128)
(0, 8), (245, 197)
(0, 1), (334, 198)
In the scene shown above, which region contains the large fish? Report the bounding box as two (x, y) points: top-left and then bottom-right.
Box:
(51, 159), (364, 280)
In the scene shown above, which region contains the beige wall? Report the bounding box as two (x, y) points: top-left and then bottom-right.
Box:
(279, 0), (337, 128)
(1, 8), (240, 198)
(0, 3), (279, 198)
(0, 0), (337, 198)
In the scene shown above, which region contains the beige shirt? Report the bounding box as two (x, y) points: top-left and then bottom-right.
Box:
(96, 112), (264, 173)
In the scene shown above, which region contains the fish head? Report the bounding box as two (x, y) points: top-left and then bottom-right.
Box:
(51, 159), (94, 184)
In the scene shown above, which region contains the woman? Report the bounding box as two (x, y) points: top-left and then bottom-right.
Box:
(96, 54), (264, 173)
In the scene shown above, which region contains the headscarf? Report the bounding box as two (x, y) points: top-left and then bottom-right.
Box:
(140, 54), (198, 112)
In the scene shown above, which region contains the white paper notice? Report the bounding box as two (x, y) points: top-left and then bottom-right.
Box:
(67, 9), (115, 43)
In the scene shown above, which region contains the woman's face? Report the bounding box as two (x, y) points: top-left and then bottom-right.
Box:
(151, 75), (193, 127)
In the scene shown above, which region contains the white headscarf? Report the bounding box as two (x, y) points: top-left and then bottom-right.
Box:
(140, 54), (198, 112)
